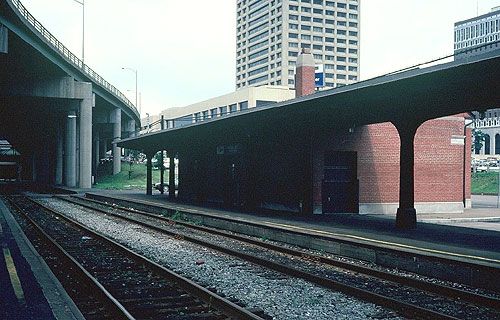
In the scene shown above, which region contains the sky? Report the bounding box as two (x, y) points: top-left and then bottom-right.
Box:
(18, 0), (500, 116)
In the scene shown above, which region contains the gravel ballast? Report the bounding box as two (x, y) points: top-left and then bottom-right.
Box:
(39, 197), (400, 320)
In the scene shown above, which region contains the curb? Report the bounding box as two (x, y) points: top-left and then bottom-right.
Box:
(419, 217), (500, 224)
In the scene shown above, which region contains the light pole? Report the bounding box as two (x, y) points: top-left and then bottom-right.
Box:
(122, 67), (138, 112)
(71, 0), (85, 63)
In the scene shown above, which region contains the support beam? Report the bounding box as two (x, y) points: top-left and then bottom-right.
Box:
(111, 108), (122, 175)
(159, 116), (165, 194)
(146, 153), (153, 196)
(65, 111), (77, 188)
(0, 24), (7, 54)
(78, 83), (93, 188)
(169, 151), (176, 199)
(395, 125), (417, 229)
(55, 124), (63, 185)
(94, 130), (100, 175)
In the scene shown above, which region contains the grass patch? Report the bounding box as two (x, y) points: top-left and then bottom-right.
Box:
(472, 171), (500, 195)
(94, 162), (166, 190)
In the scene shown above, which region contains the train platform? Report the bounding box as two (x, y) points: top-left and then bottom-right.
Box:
(79, 190), (500, 265)
(0, 199), (85, 320)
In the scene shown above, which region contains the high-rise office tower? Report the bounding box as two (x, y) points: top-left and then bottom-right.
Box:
(454, 6), (500, 60)
(236, 0), (360, 90)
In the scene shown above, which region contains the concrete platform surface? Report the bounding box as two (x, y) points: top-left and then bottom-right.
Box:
(0, 198), (85, 320)
(82, 190), (500, 264)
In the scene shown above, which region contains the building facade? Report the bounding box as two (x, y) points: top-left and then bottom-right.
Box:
(454, 8), (500, 156)
(142, 86), (296, 131)
(236, 0), (360, 90)
(454, 6), (500, 59)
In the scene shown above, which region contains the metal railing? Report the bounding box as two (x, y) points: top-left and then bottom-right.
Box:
(8, 0), (138, 115)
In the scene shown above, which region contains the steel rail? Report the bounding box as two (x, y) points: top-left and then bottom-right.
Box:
(28, 197), (265, 320)
(70, 195), (500, 310)
(60, 195), (461, 320)
(97, 197), (500, 308)
(8, 197), (136, 320)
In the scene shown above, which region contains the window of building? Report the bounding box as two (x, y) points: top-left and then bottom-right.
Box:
(210, 108), (218, 118)
(229, 104), (238, 113)
(219, 106), (228, 116)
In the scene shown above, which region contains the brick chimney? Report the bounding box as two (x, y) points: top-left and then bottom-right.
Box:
(295, 48), (315, 97)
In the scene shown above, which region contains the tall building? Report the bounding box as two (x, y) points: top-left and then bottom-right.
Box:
(454, 6), (500, 60)
(454, 7), (500, 156)
(236, 0), (360, 90)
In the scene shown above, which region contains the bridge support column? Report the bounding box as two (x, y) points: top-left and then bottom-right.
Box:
(111, 108), (122, 175)
(55, 124), (63, 185)
(0, 24), (7, 54)
(78, 85), (93, 188)
(127, 119), (136, 138)
(94, 130), (100, 175)
(395, 125), (417, 229)
(101, 139), (108, 160)
(146, 153), (153, 196)
(169, 151), (176, 199)
(65, 111), (77, 188)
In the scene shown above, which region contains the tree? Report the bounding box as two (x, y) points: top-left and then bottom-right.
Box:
(472, 129), (485, 154)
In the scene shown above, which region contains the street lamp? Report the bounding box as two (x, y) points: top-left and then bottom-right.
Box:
(70, 0), (85, 63)
(122, 67), (138, 112)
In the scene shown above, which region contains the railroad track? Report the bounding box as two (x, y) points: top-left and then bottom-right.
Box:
(5, 196), (265, 320)
(52, 195), (500, 320)
(45, 197), (500, 319)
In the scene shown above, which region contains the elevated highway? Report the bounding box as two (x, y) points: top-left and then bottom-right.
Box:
(0, 0), (140, 188)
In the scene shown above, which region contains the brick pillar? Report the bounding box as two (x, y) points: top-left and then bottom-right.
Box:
(295, 48), (315, 98)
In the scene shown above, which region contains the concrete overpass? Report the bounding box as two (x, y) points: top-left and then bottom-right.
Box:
(0, 0), (140, 188)
(119, 49), (500, 229)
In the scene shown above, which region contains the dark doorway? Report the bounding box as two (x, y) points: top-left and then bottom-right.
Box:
(322, 151), (359, 213)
